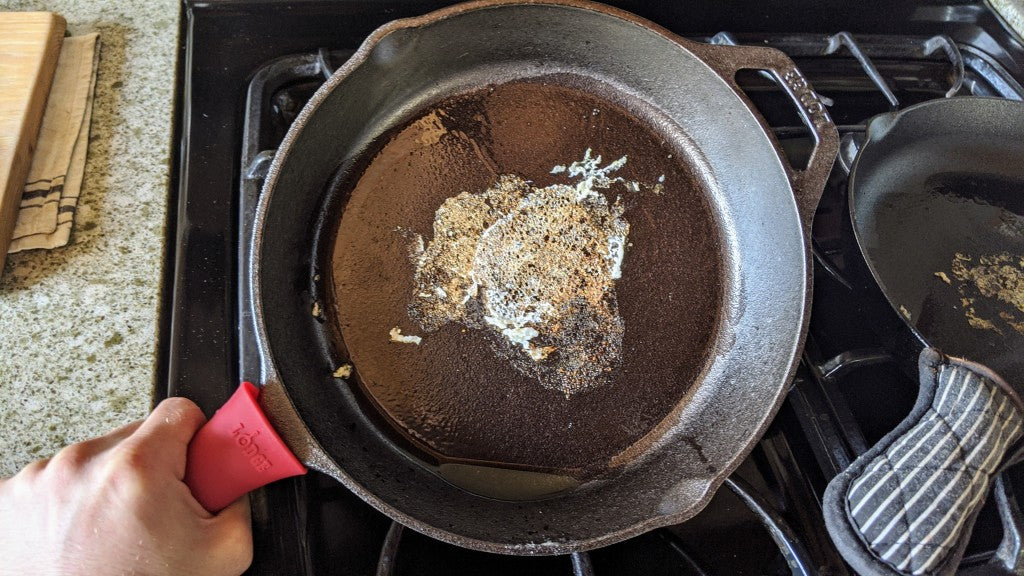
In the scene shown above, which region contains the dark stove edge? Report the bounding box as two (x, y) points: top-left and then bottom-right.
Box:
(154, 0), (190, 408)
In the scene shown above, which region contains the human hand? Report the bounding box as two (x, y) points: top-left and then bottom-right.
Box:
(0, 397), (253, 576)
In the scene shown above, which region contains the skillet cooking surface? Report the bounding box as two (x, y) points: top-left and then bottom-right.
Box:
(329, 75), (724, 480)
(852, 99), (1024, 380)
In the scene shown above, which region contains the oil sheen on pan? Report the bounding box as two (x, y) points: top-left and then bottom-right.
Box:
(329, 76), (725, 480)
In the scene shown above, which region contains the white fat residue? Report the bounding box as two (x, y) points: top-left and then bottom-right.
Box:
(481, 297), (553, 362)
(405, 150), (662, 394)
(566, 148), (627, 197)
(389, 327), (422, 345)
(607, 235), (626, 279)
(462, 275), (479, 305)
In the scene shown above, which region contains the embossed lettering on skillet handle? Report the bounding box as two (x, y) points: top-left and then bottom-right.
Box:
(686, 41), (840, 232)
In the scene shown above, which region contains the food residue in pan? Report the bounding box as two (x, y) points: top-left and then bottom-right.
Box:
(332, 363), (353, 378)
(942, 251), (1024, 336)
(403, 149), (658, 396)
(389, 327), (422, 345)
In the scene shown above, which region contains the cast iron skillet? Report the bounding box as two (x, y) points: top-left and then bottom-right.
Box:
(825, 96), (1024, 574)
(184, 0), (838, 554)
(849, 96), (1024, 381)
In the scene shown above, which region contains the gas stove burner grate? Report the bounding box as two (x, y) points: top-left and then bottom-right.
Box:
(228, 29), (1024, 576)
(367, 475), (818, 576)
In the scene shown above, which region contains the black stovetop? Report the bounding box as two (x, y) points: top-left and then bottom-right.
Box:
(165, 2), (1024, 574)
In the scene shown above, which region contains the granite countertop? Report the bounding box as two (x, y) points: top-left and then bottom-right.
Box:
(0, 0), (178, 476)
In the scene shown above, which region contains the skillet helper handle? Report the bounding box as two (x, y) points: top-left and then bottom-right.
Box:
(688, 43), (839, 229)
(823, 349), (1024, 576)
(184, 382), (308, 513)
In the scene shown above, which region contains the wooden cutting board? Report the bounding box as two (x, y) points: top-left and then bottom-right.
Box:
(0, 12), (65, 270)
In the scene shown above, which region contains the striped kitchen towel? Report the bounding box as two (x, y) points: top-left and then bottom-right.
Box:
(8, 33), (99, 253)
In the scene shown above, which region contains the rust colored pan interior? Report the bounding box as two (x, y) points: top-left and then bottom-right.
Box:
(328, 76), (724, 483)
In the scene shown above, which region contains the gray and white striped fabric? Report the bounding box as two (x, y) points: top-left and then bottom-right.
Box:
(844, 363), (1023, 575)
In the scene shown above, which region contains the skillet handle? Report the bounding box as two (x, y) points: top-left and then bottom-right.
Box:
(184, 382), (308, 513)
(687, 43), (839, 230)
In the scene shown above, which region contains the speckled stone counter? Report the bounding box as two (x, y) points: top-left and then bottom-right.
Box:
(0, 0), (178, 475)
(991, 0), (1024, 40)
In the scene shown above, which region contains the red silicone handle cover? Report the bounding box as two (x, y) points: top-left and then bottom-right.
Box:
(184, 382), (307, 513)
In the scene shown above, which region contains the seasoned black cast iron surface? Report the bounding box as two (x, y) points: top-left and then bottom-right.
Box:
(851, 97), (1024, 380)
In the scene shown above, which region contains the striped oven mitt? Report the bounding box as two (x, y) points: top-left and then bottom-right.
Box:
(823, 348), (1024, 576)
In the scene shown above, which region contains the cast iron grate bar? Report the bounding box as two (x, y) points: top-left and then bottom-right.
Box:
(725, 477), (818, 576)
(235, 33), (1024, 576)
(569, 551), (595, 576)
(822, 31), (901, 108)
(376, 522), (404, 576)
